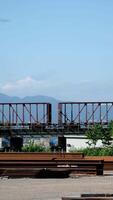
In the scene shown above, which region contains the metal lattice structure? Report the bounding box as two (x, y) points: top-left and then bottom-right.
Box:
(0, 103), (51, 130)
(1, 101), (113, 134)
(58, 102), (113, 128)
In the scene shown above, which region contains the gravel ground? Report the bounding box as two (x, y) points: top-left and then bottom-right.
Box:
(0, 173), (113, 200)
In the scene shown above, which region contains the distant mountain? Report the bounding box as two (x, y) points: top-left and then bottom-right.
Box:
(0, 93), (113, 124)
(0, 93), (59, 103)
(0, 93), (20, 102)
(0, 93), (59, 122)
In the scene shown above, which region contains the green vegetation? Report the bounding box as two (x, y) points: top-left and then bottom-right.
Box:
(86, 124), (103, 147)
(69, 146), (113, 156)
(22, 140), (51, 152)
(69, 121), (113, 156)
(22, 122), (113, 155)
(86, 122), (113, 147)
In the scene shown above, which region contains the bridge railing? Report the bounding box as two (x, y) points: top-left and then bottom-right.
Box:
(58, 102), (113, 128)
(0, 102), (51, 129)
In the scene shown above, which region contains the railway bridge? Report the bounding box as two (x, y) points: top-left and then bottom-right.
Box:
(0, 101), (113, 135)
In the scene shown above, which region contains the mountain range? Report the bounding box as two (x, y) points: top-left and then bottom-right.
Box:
(0, 93), (59, 122)
(0, 93), (59, 104)
(0, 93), (113, 123)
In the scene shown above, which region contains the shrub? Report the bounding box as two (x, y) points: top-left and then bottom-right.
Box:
(85, 124), (103, 147)
(22, 140), (51, 152)
(69, 146), (113, 156)
(85, 121), (113, 147)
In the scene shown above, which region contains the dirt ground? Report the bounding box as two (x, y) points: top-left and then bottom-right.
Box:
(0, 173), (113, 200)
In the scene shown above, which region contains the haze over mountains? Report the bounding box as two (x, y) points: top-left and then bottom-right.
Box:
(0, 93), (113, 123)
(0, 93), (59, 104)
(0, 93), (59, 122)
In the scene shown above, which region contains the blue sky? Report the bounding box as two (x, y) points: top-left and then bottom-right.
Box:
(0, 0), (113, 100)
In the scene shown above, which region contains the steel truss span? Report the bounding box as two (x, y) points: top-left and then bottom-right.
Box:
(58, 102), (113, 128)
(0, 103), (51, 130)
(0, 102), (113, 133)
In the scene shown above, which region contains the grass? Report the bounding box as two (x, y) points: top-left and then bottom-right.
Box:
(69, 146), (113, 156)
(22, 140), (51, 152)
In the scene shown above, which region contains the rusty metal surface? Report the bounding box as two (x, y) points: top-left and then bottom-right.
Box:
(0, 102), (51, 129)
(58, 102), (113, 127)
(0, 102), (113, 134)
(0, 153), (104, 177)
(0, 152), (84, 160)
(85, 156), (113, 170)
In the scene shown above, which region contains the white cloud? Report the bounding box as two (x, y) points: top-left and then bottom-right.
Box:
(0, 77), (113, 101)
(0, 76), (51, 97)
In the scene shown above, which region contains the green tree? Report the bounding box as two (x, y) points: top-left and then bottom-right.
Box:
(101, 121), (113, 146)
(86, 121), (113, 148)
(108, 120), (113, 136)
(85, 124), (103, 147)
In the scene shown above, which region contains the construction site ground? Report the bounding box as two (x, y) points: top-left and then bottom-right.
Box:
(0, 171), (113, 200)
